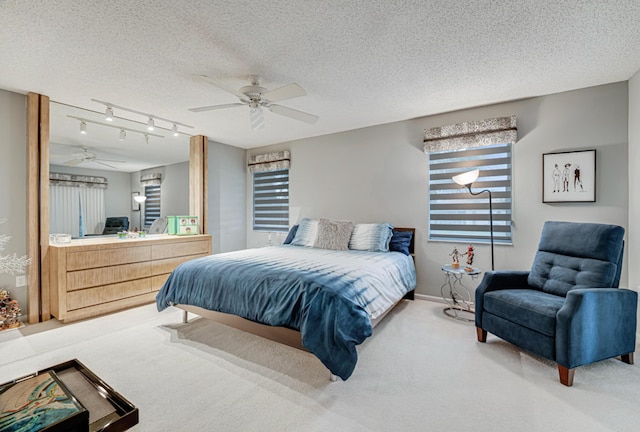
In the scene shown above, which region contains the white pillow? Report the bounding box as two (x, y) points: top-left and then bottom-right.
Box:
(290, 218), (319, 247)
(349, 223), (394, 252)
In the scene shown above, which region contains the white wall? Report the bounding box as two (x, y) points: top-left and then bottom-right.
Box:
(247, 82), (630, 298)
(0, 89), (28, 311)
(629, 68), (640, 325)
(207, 140), (246, 254)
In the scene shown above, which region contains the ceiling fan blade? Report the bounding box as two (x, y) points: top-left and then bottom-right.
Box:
(249, 107), (265, 130)
(194, 75), (250, 102)
(268, 105), (319, 124)
(188, 103), (245, 113)
(94, 160), (118, 169)
(263, 83), (306, 102)
(95, 158), (126, 163)
(63, 158), (84, 166)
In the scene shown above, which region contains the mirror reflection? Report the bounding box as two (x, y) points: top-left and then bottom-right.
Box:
(49, 101), (191, 237)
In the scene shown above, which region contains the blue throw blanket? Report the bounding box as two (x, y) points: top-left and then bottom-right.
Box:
(156, 245), (416, 379)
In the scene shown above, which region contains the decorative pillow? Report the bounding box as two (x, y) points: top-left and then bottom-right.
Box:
(283, 225), (299, 244)
(389, 230), (413, 256)
(349, 223), (394, 252)
(290, 218), (319, 247)
(314, 219), (354, 251)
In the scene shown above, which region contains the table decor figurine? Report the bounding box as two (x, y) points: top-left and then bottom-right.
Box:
(0, 289), (21, 330)
(463, 244), (475, 272)
(450, 246), (460, 269)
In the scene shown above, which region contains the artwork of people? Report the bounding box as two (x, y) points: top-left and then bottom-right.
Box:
(449, 246), (460, 268)
(462, 244), (475, 272)
(543, 150), (595, 203)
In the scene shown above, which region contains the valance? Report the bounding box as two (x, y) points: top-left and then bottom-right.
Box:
(140, 173), (162, 186)
(248, 150), (290, 173)
(423, 115), (517, 153)
(49, 172), (107, 189)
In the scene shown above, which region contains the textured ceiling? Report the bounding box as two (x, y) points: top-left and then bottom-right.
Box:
(1, 0), (640, 170)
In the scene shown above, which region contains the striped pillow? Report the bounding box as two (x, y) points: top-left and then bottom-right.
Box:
(290, 218), (319, 247)
(349, 223), (394, 252)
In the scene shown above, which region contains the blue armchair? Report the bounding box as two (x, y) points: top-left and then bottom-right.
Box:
(475, 221), (637, 386)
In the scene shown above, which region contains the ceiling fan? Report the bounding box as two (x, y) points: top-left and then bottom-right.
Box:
(188, 75), (319, 130)
(54, 147), (126, 169)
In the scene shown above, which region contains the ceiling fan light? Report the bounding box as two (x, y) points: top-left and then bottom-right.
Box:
(105, 106), (114, 121)
(119, 129), (126, 140)
(172, 124), (179, 137)
(80, 121), (87, 134)
(250, 107), (265, 130)
(147, 117), (155, 131)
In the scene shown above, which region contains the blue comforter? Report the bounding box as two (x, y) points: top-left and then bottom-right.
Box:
(156, 245), (416, 380)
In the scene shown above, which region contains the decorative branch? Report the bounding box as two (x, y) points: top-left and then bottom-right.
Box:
(0, 218), (31, 275)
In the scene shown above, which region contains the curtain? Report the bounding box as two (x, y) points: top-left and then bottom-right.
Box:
(423, 115), (517, 153)
(248, 150), (290, 173)
(50, 185), (105, 237)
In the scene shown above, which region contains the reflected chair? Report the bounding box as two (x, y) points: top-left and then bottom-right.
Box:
(475, 221), (637, 386)
(102, 216), (130, 235)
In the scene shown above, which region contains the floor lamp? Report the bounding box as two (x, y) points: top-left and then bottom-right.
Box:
(451, 169), (494, 271)
(133, 195), (147, 230)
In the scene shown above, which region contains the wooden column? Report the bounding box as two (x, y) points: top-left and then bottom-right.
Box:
(26, 93), (50, 323)
(189, 135), (208, 234)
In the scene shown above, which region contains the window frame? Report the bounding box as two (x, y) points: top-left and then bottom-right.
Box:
(252, 168), (289, 233)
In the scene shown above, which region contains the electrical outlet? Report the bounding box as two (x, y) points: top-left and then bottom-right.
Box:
(16, 275), (27, 287)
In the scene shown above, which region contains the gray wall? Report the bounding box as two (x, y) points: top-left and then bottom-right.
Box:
(247, 82), (630, 299)
(0, 89), (28, 311)
(130, 161), (189, 230)
(629, 69), (640, 327)
(207, 140), (246, 254)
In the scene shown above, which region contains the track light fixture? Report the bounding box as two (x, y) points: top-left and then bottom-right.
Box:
(69, 116), (163, 141)
(91, 99), (193, 134)
(105, 106), (114, 121)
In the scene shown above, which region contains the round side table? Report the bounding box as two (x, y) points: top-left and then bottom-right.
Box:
(440, 265), (481, 322)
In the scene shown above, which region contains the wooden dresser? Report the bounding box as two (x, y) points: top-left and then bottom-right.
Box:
(48, 234), (211, 323)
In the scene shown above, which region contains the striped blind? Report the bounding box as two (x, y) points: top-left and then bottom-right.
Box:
(253, 169), (289, 232)
(428, 143), (512, 244)
(144, 184), (161, 227)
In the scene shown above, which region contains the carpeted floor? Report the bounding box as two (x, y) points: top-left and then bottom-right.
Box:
(1, 300), (639, 431)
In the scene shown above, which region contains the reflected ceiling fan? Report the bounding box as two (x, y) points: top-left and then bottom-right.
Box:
(55, 147), (126, 169)
(188, 75), (319, 130)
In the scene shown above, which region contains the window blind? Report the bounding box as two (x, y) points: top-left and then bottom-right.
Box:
(253, 169), (289, 232)
(428, 143), (512, 244)
(144, 184), (161, 227)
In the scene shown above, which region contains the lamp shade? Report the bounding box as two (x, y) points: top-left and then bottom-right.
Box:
(133, 195), (147, 204)
(452, 169), (480, 186)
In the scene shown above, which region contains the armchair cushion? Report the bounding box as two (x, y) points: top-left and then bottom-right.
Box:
(484, 289), (564, 337)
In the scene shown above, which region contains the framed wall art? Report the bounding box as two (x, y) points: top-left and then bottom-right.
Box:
(542, 149), (596, 203)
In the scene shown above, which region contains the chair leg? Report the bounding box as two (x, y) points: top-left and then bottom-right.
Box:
(620, 352), (634, 365)
(558, 365), (575, 386)
(476, 327), (487, 342)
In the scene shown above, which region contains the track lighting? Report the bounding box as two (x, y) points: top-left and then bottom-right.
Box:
(119, 129), (126, 140)
(80, 121), (87, 134)
(69, 116), (163, 140)
(91, 99), (194, 135)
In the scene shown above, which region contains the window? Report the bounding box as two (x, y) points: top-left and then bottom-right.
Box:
(253, 168), (289, 232)
(428, 142), (512, 244)
(144, 184), (161, 227)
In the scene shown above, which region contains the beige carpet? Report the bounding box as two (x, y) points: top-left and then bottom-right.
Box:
(1, 300), (639, 431)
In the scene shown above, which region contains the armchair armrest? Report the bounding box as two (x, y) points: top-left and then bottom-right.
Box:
(556, 288), (638, 368)
(475, 271), (530, 328)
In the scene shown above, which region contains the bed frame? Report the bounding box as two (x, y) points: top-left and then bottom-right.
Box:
(176, 227), (416, 380)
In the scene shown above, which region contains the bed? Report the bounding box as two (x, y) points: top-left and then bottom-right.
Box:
(156, 222), (416, 380)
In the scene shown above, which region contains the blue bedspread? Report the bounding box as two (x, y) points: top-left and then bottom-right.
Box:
(156, 245), (416, 379)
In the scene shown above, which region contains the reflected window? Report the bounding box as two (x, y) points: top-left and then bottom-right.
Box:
(144, 184), (161, 227)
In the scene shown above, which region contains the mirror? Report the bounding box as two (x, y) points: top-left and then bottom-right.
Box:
(49, 101), (191, 235)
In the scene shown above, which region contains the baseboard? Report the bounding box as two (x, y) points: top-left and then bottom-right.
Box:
(414, 293), (446, 304)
